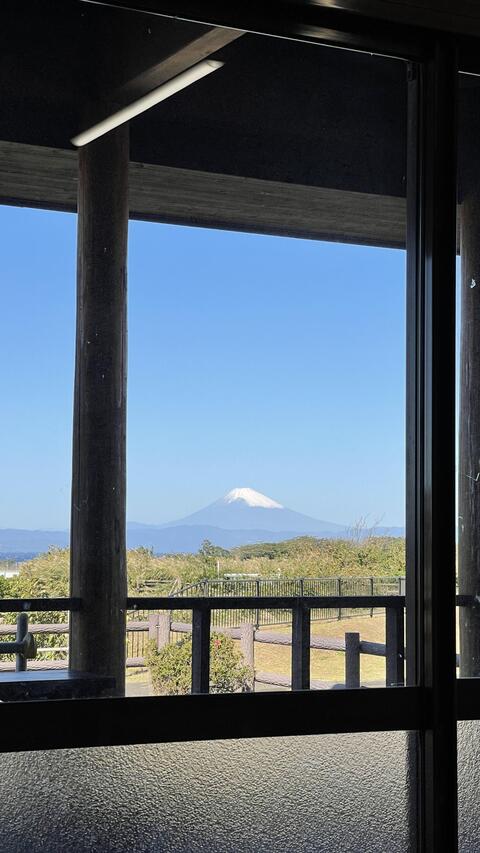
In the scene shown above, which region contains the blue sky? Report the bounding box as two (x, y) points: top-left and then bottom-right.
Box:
(0, 205), (406, 530)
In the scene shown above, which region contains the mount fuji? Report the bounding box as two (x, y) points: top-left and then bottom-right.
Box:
(124, 487), (349, 552)
(0, 488), (404, 558)
(163, 487), (346, 535)
(126, 487), (403, 552)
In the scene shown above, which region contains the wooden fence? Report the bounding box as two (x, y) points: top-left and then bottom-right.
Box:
(146, 614), (400, 689)
(0, 612), (402, 688)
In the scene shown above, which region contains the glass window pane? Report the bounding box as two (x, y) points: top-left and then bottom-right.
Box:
(126, 32), (408, 697)
(0, 733), (415, 852)
(0, 11), (408, 701)
(458, 721), (480, 849)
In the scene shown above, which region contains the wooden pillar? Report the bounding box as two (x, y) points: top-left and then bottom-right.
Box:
(191, 608), (211, 694)
(291, 603), (310, 691)
(385, 607), (405, 686)
(15, 613), (28, 673)
(69, 126), (129, 696)
(240, 623), (255, 691)
(459, 179), (480, 675)
(240, 623), (255, 668)
(345, 632), (360, 689)
(157, 613), (171, 650)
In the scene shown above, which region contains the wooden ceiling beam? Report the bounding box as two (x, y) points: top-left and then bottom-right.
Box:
(71, 24), (244, 145)
(114, 26), (244, 105)
(0, 140), (406, 249)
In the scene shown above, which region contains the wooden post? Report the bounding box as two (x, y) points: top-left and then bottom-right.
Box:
(157, 613), (171, 650)
(15, 613), (28, 673)
(291, 603), (310, 690)
(385, 606), (405, 686)
(240, 622), (255, 692)
(459, 177), (480, 676)
(69, 126), (129, 697)
(345, 632), (360, 688)
(255, 579), (260, 628)
(148, 613), (158, 643)
(148, 613), (158, 644)
(191, 607), (211, 694)
(240, 623), (254, 668)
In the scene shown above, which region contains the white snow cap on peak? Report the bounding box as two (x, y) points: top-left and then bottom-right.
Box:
(223, 488), (283, 509)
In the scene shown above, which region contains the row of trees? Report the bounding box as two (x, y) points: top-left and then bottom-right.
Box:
(0, 535), (405, 599)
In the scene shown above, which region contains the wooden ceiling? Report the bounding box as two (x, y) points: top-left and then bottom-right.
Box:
(2, 0), (471, 249)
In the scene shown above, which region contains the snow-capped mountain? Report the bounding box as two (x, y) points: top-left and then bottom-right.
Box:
(223, 487), (283, 509)
(0, 488), (404, 557)
(164, 487), (346, 534)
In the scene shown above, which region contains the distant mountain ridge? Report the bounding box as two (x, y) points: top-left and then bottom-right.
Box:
(0, 487), (404, 557)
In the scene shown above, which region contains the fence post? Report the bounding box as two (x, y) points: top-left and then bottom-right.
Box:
(338, 578), (342, 620)
(15, 613), (28, 673)
(292, 603), (310, 690)
(192, 607), (211, 694)
(148, 613), (158, 643)
(255, 579), (260, 628)
(386, 606), (405, 686)
(370, 577), (374, 617)
(240, 623), (255, 692)
(157, 613), (171, 650)
(345, 631), (360, 688)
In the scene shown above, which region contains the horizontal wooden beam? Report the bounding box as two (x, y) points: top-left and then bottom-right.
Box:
(130, 161), (406, 248)
(0, 140), (406, 248)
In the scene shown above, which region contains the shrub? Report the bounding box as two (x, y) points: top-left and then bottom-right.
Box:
(146, 632), (253, 695)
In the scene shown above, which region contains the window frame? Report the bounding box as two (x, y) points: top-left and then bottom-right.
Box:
(4, 3), (479, 850)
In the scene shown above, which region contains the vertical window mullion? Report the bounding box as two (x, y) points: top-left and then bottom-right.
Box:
(408, 37), (459, 852)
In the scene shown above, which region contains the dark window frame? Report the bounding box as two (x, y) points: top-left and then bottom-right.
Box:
(3, 3), (479, 850)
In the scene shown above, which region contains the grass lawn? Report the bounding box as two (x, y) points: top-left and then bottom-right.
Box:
(250, 613), (388, 686)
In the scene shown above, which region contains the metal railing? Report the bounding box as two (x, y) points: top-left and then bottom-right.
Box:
(172, 576), (405, 627)
(0, 614), (37, 671)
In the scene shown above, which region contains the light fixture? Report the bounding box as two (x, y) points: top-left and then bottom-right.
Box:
(71, 59), (223, 147)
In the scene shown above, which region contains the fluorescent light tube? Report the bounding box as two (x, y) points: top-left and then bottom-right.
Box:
(71, 58), (223, 147)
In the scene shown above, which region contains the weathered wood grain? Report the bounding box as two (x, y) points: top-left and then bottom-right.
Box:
(0, 140), (406, 248)
(69, 128), (129, 697)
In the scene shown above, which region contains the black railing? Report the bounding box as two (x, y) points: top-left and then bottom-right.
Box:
(172, 576), (405, 627)
(0, 614), (36, 671)
(0, 598), (80, 612)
